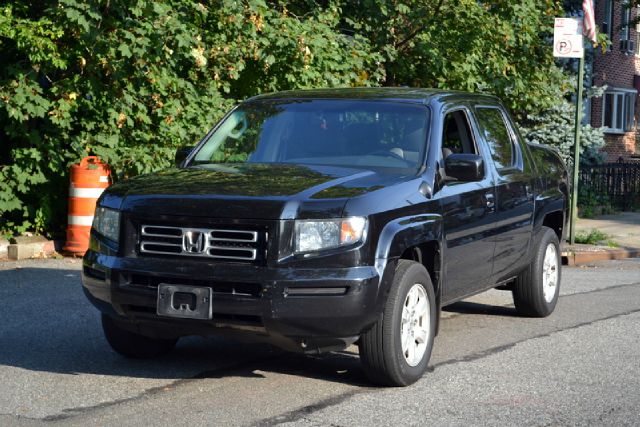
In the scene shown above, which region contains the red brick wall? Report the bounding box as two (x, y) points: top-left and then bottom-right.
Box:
(600, 133), (637, 161)
(591, 0), (638, 160)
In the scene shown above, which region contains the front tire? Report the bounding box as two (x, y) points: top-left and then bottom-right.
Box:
(359, 260), (437, 386)
(102, 315), (178, 358)
(512, 226), (561, 317)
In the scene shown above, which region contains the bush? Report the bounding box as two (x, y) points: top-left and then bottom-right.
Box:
(521, 98), (605, 168)
(577, 186), (615, 218)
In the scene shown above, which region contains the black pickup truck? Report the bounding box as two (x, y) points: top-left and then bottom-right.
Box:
(82, 88), (569, 386)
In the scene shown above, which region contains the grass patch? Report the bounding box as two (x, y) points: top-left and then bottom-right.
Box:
(574, 229), (608, 245)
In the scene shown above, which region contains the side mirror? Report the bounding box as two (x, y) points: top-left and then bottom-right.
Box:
(175, 146), (195, 167)
(444, 153), (484, 182)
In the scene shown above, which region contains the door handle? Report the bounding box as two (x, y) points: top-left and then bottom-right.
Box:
(485, 193), (495, 209)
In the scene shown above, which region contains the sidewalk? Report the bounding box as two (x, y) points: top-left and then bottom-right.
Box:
(575, 212), (640, 248)
(564, 212), (640, 265)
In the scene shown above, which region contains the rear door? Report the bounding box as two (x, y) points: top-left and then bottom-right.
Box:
(472, 105), (535, 282)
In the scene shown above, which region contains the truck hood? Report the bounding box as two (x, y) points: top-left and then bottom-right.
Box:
(102, 163), (414, 219)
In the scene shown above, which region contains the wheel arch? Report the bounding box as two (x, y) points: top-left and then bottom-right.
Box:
(375, 214), (443, 260)
(533, 191), (567, 243)
(374, 214), (443, 332)
(398, 242), (441, 298)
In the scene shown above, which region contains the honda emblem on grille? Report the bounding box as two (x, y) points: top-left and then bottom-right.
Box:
(183, 231), (206, 253)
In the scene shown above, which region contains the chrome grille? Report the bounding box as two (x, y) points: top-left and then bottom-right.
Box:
(139, 225), (261, 261)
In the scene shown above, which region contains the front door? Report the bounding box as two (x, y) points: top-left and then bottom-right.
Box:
(438, 108), (497, 303)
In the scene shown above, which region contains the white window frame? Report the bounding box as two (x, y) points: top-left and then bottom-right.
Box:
(602, 87), (637, 134)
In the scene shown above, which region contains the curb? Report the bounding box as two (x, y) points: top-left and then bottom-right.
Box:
(562, 247), (640, 266)
(0, 238), (8, 258)
(7, 240), (59, 261)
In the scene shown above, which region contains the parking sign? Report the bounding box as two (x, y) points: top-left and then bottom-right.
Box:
(554, 18), (584, 58)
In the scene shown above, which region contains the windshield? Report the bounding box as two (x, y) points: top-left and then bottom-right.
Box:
(191, 100), (430, 170)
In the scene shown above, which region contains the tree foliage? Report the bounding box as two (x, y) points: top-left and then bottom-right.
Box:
(333, 0), (569, 117)
(0, 0), (380, 234)
(0, 0), (597, 236)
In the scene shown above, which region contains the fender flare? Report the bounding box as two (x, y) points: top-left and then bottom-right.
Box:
(375, 214), (443, 261)
(373, 214), (443, 296)
(372, 213), (444, 333)
(533, 194), (567, 235)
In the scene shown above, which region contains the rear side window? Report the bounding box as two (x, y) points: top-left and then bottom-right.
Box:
(474, 107), (515, 171)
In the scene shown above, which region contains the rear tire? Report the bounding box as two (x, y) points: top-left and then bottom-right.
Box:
(513, 226), (561, 317)
(359, 260), (436, 386)
(102, 315), (178, 358)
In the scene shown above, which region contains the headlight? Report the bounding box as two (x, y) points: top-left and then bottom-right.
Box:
(92, 206), (121, 243)
(295, 217), (367, 254)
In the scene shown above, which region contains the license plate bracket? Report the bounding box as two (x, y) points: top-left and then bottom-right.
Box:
(157, 284), (212, 320)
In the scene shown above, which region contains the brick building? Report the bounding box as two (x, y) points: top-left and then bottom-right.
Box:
(590, 0), (640, 161)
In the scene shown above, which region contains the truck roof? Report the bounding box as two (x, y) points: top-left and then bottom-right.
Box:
(246, 87), (501, 104)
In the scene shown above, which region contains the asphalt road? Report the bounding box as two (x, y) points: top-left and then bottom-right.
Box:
(1, 257), (639, 426)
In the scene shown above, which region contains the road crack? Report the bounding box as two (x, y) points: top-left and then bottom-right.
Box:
(248, 390), (368, 427)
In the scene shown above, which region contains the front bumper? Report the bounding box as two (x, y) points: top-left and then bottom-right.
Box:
(82, 249), (394, 353)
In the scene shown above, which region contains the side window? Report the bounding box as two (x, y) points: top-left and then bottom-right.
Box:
(475, 107), (515, 171)
(441, 110), (477, 158)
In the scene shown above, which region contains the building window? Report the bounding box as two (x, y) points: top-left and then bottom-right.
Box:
(602, 0), (613, 40)
(619, 2), (636, 52)
(602, 89), (636, 133)
(621, 3), (631, 41)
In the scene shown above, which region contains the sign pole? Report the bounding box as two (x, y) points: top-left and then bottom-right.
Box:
(569, 51), (584, 245)
(553, 18), (584, 245)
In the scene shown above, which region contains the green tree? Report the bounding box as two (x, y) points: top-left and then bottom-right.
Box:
(0, 0), (380, 235)
(335, 0), (569, 118)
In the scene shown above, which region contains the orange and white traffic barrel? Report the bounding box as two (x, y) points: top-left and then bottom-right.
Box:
(63, 156), (111, 255)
